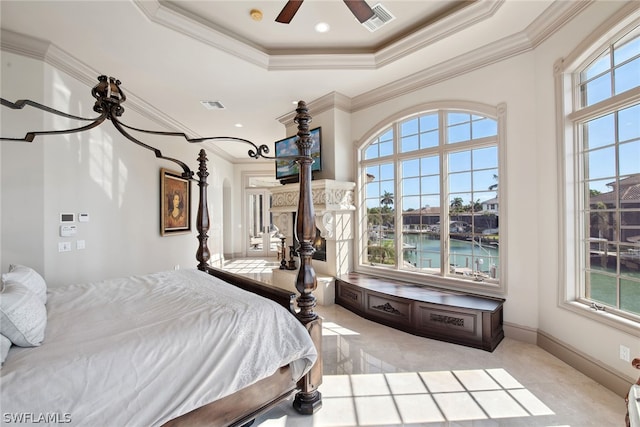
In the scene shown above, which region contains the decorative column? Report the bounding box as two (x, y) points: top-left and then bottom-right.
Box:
(292, 101), (323, 414)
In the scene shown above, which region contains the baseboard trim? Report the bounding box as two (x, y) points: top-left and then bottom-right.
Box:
(504, 321), (538, 344)
(537, 330), (632, 397)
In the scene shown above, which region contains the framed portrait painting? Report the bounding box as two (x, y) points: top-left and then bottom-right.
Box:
(160, 168), (191, 236)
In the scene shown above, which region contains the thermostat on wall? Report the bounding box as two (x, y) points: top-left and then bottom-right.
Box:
(60, 213), (75, 223)
(60, 225), (77, 237)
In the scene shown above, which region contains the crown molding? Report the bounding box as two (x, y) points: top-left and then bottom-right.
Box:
(351, 0), (593, 112)
(525, 0), (593, 48)
(373, 0), (504, 68)
(268, 53), (377, 71)
(135, 0), (505, 71)
(134, 0), (270, 70)
(0, 29), (50, 61)
(351, 31), (533, 112)
(277, 92), (353, 127)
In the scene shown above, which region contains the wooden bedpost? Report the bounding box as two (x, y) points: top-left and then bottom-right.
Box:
(292, 101), (323, 415)
(196, 149), (210, 271)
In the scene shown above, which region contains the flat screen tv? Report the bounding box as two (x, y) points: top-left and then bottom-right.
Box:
(275, 127), (322, 181)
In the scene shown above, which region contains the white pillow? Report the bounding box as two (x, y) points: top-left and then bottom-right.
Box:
(2, 264), (47, 304)
(0, 334), (11, 365)
(0, 282), (47, 347)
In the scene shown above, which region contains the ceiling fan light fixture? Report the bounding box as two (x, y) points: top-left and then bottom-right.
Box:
(276, 0), (374, 25)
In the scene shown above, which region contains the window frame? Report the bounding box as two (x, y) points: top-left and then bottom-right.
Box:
(355, 101), (507, 297)
(556, 12), (640, 334)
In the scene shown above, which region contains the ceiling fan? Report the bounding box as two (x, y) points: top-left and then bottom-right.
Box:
(275, 0), (375, 24)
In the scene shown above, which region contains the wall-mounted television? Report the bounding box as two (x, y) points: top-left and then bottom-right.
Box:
(275, 127), (322, 181)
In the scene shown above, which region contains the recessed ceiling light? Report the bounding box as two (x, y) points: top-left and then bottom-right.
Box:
(234, 123), (243, 128)
(314, 22), (330, 33)
(200, 100), (225, 110)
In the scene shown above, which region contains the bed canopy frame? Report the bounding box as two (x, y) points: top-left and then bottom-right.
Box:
(1, 75), (322, 425)
(0, 75), (273, 179)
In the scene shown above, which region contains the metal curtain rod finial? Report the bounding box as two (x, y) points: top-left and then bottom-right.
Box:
(0, 75), (272, 179)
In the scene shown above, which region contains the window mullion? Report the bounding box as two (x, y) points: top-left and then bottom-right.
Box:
(609, 44), (616, 102)
(394, 121), (402, 270)
(439, 111), (449, 276)
(569, 86), (640, 121)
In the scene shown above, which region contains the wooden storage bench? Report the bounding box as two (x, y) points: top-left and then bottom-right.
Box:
(335, 273), (505, 352)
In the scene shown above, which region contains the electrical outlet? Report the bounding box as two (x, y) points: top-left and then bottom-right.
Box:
(620, 345), (630, 362)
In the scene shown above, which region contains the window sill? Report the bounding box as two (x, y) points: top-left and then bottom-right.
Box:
(560, 300), (640, 337)
(355, 264), (505, 299)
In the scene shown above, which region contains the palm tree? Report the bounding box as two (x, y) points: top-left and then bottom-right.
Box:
(450, 197), (464, 213)
(380, 191), (394, 207)
(379, 191), (395, 228)
(591, 201), (610, 267)
(488, 174), (499, 191)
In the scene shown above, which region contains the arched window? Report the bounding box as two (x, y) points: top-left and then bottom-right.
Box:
(357, 104), (505, 291)
(559, 20), (640, 324)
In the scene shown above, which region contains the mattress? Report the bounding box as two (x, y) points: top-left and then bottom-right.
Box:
(0, 268), (317, 426)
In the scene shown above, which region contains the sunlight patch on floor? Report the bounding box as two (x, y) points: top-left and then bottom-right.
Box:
(223, 258), (279, 275)
(258, 369), (554, 426)
(322, 321), (360, 337)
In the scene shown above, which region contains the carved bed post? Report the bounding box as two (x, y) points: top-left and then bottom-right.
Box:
(196, 149), (210, 271)
(292, 101), (323, 414)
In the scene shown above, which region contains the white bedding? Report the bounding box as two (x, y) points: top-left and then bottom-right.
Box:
(0, 269), (317, 426)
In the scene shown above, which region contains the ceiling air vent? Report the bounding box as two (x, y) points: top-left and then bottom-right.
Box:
(200, 100), (225, 110)
(362, 3), (395, 32)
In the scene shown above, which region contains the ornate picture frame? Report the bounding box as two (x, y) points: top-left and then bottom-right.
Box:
(160, 168), (191, 236)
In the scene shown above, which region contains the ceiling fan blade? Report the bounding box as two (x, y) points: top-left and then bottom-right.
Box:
(343, 0), (375, 23)
(275, 0), (304, 24)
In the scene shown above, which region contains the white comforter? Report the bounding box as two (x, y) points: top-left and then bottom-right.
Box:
(0, 269), (317, 426)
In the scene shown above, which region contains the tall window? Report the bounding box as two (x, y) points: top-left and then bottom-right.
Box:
(566, 24), (640, 321)
(359, 106), (503, 289)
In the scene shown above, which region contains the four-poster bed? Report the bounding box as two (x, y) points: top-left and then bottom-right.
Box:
(0, 76), (322, 426)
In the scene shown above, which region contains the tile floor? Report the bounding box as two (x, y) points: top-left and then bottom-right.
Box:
(223, 259), (625, 427)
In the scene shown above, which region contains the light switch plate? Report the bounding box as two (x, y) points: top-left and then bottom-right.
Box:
(58, 242), (71, 252)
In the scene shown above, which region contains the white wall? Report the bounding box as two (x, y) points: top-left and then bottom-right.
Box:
(350, 0), (638, 382)
(533, 1), (640, 382)
(1, 53), (235, 286)
(1, 54), (46, 277)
